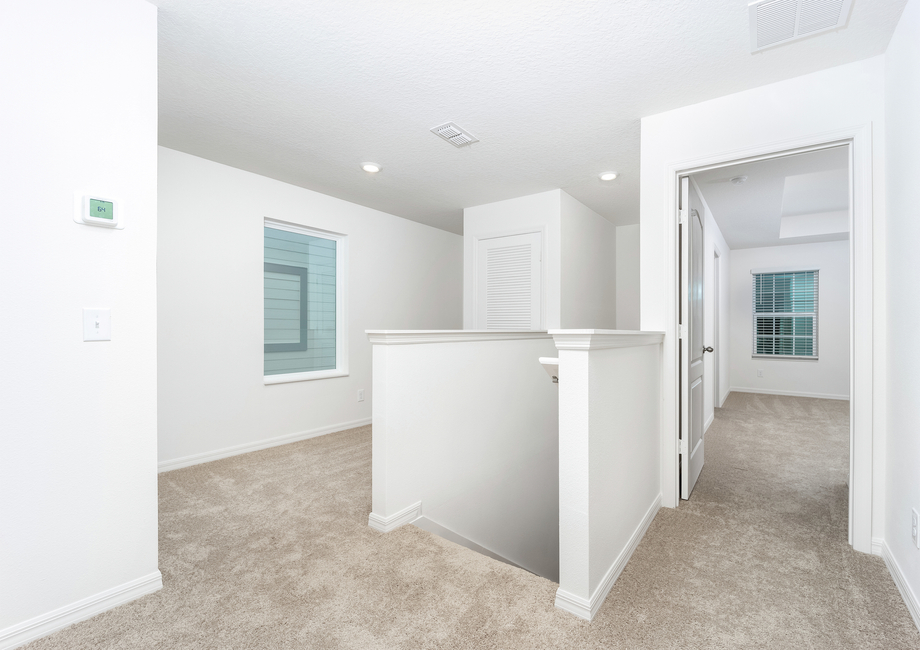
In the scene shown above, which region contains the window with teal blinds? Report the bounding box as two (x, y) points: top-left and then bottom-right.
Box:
(752, 270), (818, 358)
(264, 226), (336, 376)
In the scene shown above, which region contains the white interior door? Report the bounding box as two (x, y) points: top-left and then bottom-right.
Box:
(680, 177), (706, 499)
(476, 232), (542, 330)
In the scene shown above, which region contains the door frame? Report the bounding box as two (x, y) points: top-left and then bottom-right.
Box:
(662, 124), (873, 554)
(713, 246), (722, 410)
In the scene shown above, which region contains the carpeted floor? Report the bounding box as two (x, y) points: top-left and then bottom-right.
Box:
(25, 393), (920, 649)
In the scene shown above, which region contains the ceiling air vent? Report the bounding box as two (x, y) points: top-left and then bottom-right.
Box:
(430, 122), (479, 148)
(749, 0), (852, 52)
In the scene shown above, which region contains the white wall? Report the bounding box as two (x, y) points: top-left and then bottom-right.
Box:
(369, 333), (560, 581)
(553, 332), (662, 620)
(616, 224), (640, 330)
(639, 56), (886, 539)
(729, 241), (849, 400)
(560, 192), (617, 329)
(158, 148), (462, 468)
(463, 190), (562, 329)
(463, 189), (617, 330)
(884, 0), (920, 626)
(0, 1), (160, 645)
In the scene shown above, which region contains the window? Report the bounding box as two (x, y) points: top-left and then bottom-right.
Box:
(264, 220), (347, 383)
(752, 270), (818, 359)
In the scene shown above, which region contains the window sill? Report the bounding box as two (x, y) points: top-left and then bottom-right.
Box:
(264, 369), (349, 385)
(751, 355), (818, 361)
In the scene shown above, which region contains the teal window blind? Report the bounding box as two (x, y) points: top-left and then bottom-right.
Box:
(264, 226), (336, 376)
(752, 270), (818, 358)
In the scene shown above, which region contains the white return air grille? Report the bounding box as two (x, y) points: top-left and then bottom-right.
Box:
(430, 122), (479, 148)
(486, 244), (532, 330)
(749, 0), (852, 52)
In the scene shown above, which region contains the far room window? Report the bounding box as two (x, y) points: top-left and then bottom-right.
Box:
(752, 270), (818, 359)
(264, 220), (347, 383)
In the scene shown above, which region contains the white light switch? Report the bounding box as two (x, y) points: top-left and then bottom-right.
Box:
(83, 308), (111, 341)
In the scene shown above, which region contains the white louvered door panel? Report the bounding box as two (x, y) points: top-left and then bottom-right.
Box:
(476, 232), (542, 330)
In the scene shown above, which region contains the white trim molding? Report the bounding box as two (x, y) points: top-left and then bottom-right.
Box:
(368, 501), (422, 533)
(872, 537), (884, 557)
(880, 540), (920, 633)
(366, 330), (552, 345)
(0, 571), (162, 650)
(158, 418), (371, 473)
(728, 387), (849, 401)
(555, 495), (661, 621)
(550, 329), (665, 351)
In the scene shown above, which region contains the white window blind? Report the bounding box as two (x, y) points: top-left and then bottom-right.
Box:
(752, 270), (818, 358)
(264, 226), (336, 376)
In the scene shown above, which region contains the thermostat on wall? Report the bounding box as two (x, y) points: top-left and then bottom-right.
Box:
(74, 193), (124, 229)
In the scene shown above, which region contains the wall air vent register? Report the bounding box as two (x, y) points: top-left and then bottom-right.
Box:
(749, 0), (853, 52)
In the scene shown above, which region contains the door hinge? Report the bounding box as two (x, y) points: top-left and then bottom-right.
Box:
(678, 324), (687, 340)
(678, 438), (685, 455)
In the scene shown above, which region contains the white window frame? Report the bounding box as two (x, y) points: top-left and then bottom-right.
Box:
(263, 218), (348, 384)
(751, 266), (819, 361)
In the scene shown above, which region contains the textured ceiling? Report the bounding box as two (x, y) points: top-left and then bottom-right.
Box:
(153, 0), (905, 234)
(692, 146), (850, 249)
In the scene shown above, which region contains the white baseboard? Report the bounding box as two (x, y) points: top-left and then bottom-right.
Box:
(880, 539), (920, 633)
(704, 412), (714, 433)
(368, 501), (422, 533)
(0, 571), (162, 650)
(729, 386), (848, 401)
(555, 494), (661, 621)
(158, 417), (372, 473)
(872, 537), (884, 557)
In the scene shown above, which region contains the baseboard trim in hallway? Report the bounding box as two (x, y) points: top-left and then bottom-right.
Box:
(729, 386), (848, 401)
(881, 540), (920, 633)
(158, 418), (372, 473)
(554, 494), (661, 621)
(0, 571), (162, 650)
(368, 501), (422, 533)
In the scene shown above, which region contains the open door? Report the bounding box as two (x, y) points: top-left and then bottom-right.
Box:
(680, 177), (707, 499)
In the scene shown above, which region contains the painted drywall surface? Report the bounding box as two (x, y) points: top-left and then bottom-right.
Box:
(615, 225), (640, 329)
(639, 56), (886, 534)
(729, 241), (849, 399)
(370, 337), (560, 580)
(0, 0), (159, 634)
(586, 345), (661, 594)
(554, 339), (661, 609)
(157, 148), (462, 465)
(885, 0), (920, 619)
(695, 185), (732, 424)
(560, 191), (617, 328)
(463, 190), (562, 329)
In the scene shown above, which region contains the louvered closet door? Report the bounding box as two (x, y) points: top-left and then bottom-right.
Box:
(476, 232), (542, 330)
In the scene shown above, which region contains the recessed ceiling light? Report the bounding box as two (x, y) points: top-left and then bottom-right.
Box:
(731, 175), (747, 185)
(599, 171), (618, 181)
(361, 162), (381, 173)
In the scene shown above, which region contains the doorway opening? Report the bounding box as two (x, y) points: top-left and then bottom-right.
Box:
(675, 140), (859, 546)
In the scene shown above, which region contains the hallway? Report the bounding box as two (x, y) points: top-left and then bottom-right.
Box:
(25, 395), (918, 650)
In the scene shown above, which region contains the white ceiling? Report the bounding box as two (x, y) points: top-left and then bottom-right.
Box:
(153, 0), (905, 234)
(692, 146), (850, 249)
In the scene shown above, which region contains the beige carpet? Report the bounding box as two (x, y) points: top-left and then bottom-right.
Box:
(25, 393), (920, 649)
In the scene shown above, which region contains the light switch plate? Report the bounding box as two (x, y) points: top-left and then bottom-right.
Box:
(83, 309), (111, 341)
